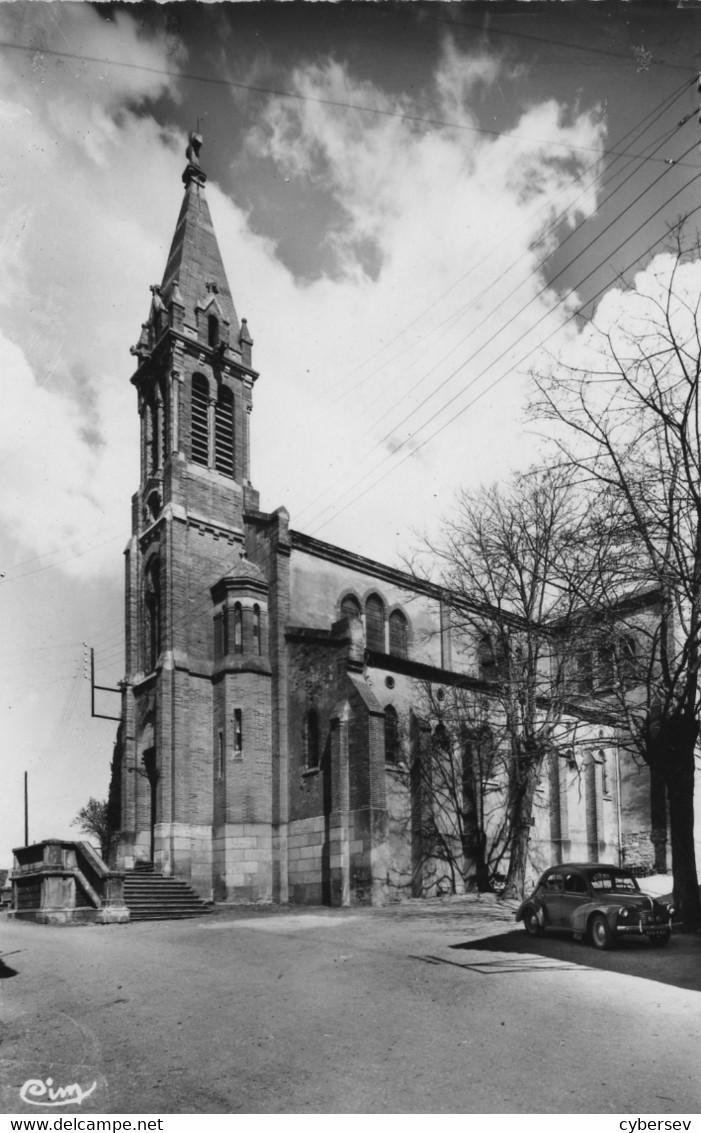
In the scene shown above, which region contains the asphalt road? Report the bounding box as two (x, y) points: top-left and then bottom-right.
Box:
(1, 898), (700, 1115)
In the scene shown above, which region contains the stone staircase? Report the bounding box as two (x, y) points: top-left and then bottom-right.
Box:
(123, 862), (212, 921)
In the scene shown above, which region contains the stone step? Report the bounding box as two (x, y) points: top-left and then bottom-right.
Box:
(123, 869), (211, 922)
(124, 883), (200, 895)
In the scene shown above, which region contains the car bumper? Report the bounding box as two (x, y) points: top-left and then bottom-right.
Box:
(615, 923), (670, 935)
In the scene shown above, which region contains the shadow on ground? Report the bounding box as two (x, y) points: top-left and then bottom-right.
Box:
(446, 929), (701, 993)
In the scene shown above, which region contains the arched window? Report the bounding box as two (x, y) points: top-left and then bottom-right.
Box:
(208, 314), (220, 349)
(214, 386), (234, 478)
(341, 594), (362, 622)
(365, 593), (385, 652)
(234, 709), (243, 758)
(191, 374), (209, 467)
(389, 610), (408, 659)
(160, 396), (168, 464)
(384, 705), (399, 764)
(234, 603), (243, 653)
(478, 634), (507, 683)
(147, 491), (161, 522)
(145, 560), (161, 672)
(146, 401), (157, 477)
(304, 709), (320, 769)
(253, 605), (262, 655)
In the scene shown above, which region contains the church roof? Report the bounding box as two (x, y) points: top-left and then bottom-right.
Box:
(210, 554), (268, 602)
(160, 133), (240, 337)
(225, 556), (267, 585)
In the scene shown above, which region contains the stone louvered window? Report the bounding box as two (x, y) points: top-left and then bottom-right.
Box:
(146, 401), (157, 477)
(214, 386), (234, 478)
(191, 373), (209, 467)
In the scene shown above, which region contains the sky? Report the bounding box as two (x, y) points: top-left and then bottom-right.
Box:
(2, 0), (701, 869)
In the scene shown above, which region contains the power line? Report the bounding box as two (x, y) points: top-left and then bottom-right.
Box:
(0, 43), (692, 593)
(93, 157), (701, 676)
(0, 531), (125, 584)
(305, 189), (701, 537)
(264, 83), (694, 517)
(0, 38), (695, 168)
(357, 104), (688, 431)
(296, 137), (700, 533)
(5, 50), (698, 686)
(381, 4), (698, 75)
(24, 168), (701, 689)
(314, 75), (693, 415)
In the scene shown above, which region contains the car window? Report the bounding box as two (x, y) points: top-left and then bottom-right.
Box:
(590, 871), (639, 893)
(564, 873), (587, 894)
(543, 873), (564, 892)
(590, 873), (614, 891)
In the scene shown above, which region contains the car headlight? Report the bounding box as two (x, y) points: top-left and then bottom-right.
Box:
(618, 906), (630, 917)
(667, 904), (675, 917)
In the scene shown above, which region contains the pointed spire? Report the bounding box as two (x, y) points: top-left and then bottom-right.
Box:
(160, 132), (240, 341)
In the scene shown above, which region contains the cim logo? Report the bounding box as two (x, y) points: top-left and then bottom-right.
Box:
(19, 1077), (98, 1107)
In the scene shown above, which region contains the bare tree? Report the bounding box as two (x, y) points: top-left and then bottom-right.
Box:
(533, 233), (701, 929)
(72, 797), (114, 862)
(413, 684), (509, 893)
(416, 467), (585, 898)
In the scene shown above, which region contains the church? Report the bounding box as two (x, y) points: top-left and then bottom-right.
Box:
(112, 135), (665, 905)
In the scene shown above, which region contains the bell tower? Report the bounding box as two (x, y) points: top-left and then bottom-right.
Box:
(129, 132), (258, 519)
(116, 134), (274, 900)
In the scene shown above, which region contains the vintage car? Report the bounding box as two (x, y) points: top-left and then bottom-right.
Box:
(515, 863), (675, 949)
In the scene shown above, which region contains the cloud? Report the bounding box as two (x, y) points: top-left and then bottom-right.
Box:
(529, 246), (701, 481)
(0, 5), (186, 577)
(233, 42), (606, 550)
(0, 9), (613, 870)
(0, 18), (607, 581)
(543, 250), (701, 379)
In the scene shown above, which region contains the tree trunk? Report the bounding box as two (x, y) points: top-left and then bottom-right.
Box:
(646, 716), (701, 931)
(473, 829), (492, 893)
(502, 751), (542, 899)
(666, 769), (701, 931)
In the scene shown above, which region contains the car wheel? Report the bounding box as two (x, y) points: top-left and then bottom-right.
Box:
(649, 930), (671, 947)
(590, 914), (614, 950)
(523, 908), (542, 937)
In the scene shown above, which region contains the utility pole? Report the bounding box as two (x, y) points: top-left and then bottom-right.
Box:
(84, 644), (121, 722)
(24, 770), (28, 847)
